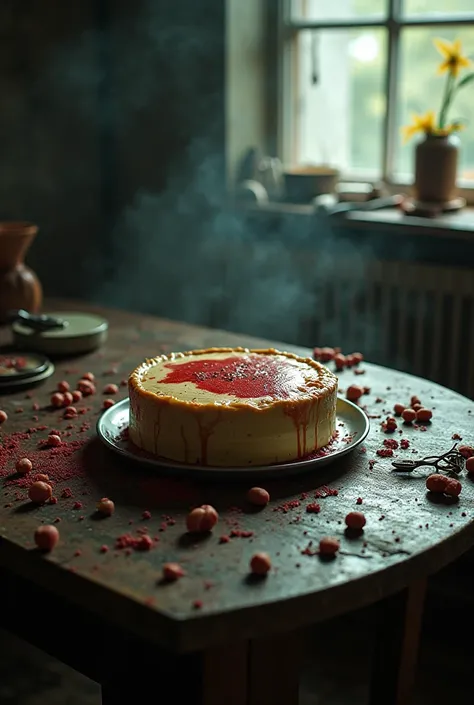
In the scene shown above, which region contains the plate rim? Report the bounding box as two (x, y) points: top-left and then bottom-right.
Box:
(96, 396), (370, 477)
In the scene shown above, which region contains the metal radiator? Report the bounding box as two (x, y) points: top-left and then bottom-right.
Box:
(309, 259), (474, 399)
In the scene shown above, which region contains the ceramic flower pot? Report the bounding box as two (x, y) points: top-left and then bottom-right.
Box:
(0, 222), (42, 321)
(414, 134), (459, 203)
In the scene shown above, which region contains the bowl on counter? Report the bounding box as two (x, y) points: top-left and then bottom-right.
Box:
(283, 166), (340, 204)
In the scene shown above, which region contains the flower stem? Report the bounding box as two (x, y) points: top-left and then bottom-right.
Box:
(439, 71), (456, 128)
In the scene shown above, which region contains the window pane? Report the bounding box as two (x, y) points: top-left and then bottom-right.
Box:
(403, 0), (474, 18)
(395, 27), (474, 182)
(291, 0), (386, 22)
(294, 29), (386, 177)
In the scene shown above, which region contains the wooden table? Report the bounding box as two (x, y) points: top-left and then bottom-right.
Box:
(1, 302), (473, 705)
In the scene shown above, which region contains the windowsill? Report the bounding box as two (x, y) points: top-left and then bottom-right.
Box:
(241, 201), (474, 241)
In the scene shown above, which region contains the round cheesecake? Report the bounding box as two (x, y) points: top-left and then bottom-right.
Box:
(128, 347), (338, 467)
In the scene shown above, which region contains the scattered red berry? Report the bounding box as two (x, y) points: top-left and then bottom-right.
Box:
(34, 525), (59, 551)
(47, 434), (62, 447)
(50, 393), (64, 408)
(313, 347), (322, 359)
(466, 457), (474, 474)
(383, 417), (397, 432)
(162, 563), (185, 581)
(402, 408), (416, 423)
(426, 474), (448, 494)
(28, 481), (53, 504)
(345, 511), (366, 530)
(247, 487), (270, 506)
(319, 536), (340, 556)
(393, 403), (405, 416)
(103, 399), (115, 409)
(334, 353), (346, 370)
(78, 379), (95, 395)
(250, 552), (271, 575)
(103, 383), (118, 395)
(97, 498), (115, 516)
(81, 372), (95, 382)
(346, 384), (364, 402)
(410, 396), (421, 407)
(458, 445), (474, 459)
(62, 391), (73, 406)
(416, 408), (432, 423)
(72, 390), (82, 403)
(319, 347), (335, 362)
(444, 478), (462, 497)
(16, 457), (32, 474)
(412, 403), (423, 412)
(352, 352), (363, 364)
(186, 505), (219, 533)
(57, 380), (70, 393)
(345, 354), (356, 367)
(0, 410), (7, 423)
(35, 473), (49, 482)
(64, 406), (77, 419)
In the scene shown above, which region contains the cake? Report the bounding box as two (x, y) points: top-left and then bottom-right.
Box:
(128, 347), (338, 467)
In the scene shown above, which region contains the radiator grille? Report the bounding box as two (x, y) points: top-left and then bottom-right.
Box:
(309, 260), (474, 399)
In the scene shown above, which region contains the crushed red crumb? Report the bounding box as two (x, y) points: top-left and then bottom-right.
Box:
(219, 535), (230, 543)
(73, 501), (83, 510)
(376, 448), (394, 457)
(273, 499), (301, 513)
(356, 497), (363, 505)
(142, 510), (151, 520)
(452, 433), (462, 440)
(383, 438), (399, 450)
(400, 439), (410, 449)
(192, 600), (203, 609)
(314, 485), (338, 498)
(115, 533), (153, 551)
(306, 503), (321, 514)
(230, 529), (254, 538)
(100, 545), (109, 553)
(61, 487), (73, 499)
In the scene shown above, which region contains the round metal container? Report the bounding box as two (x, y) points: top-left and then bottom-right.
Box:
(12, 311), (108, 356)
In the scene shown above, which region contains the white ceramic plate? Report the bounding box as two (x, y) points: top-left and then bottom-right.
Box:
(96, 397), (369, 479)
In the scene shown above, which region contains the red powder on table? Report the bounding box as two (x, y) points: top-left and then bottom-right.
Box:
(0, 434), (88, 488)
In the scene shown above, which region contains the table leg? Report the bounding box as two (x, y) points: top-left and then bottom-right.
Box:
(247, 630), (301, 705)
(369, 578), (427, 705)
(101, 630), (301, 705)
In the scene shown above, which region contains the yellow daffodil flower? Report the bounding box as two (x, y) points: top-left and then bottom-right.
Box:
(401, 111), (437, 143)
(434, 38), (471, 77)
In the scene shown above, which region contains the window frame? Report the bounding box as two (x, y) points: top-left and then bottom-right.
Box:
(279, 0), (474, 200)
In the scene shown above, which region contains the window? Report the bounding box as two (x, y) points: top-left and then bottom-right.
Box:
(281, 0), (474, 188)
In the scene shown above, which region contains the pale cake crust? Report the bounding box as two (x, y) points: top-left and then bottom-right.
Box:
(128, 347), (338, 467)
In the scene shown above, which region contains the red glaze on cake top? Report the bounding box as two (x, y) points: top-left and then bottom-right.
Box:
(161, 355), (308, 400)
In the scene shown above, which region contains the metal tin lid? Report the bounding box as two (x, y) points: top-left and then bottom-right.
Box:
(12, 311), (108, 356)
(0, 350), (55, 391)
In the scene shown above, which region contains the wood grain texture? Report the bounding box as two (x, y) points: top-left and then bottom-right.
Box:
(0, 300), (474, 656)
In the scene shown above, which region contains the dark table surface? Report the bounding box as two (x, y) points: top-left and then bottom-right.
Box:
(1, 301), (474, 655)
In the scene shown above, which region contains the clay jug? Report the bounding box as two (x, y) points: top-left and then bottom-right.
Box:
(414, 134), (459, 203)
(0, 222), (42, 321)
